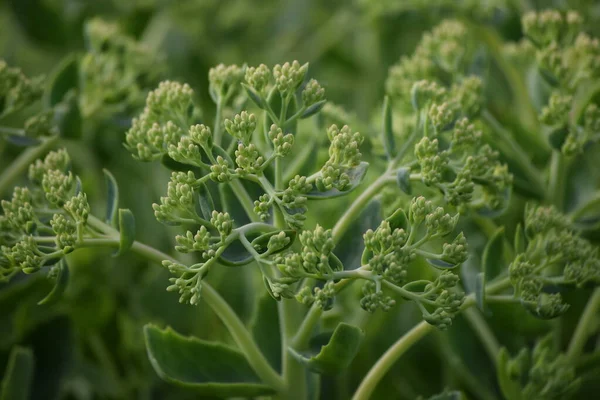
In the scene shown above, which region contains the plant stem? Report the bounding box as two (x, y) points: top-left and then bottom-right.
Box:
(352, 277), (512, 400)
(229, 179), (261, 223)
(481, 110), (547, 198)
(213, 97), (225, 147)
(548, 151), (566, 211)
(291, 305), (323, 349)
(83, 216), (285, 393)
(0, 135), (59, 194)
(463, 307), (501, 362)
(332, 172), (395, 243)
(567, 288), (600, 361)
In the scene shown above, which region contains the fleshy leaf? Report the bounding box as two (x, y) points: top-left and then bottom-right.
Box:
(483, 227), (504, 281)
(160, 154), (190, 171)
(54, 91), (82, 139)
(428, 390), (465, 400)
(249, 293), (281, 372)
(194, 183), (215, 221)
(288, 323), (364, 375)
(427, 258), (459, 269)
(0, 346), (35, 400)
(242, 83), (266, 110)
(5, 135), (41, 146)
(396, 167), (412, 194)
(103, 169), (119, 226)
(44, 54), (79, 107)
(386, 208), (408, 231)
(38, 259), (69, 305)
(496, 348), (523, 400)
(115, 209), (135, 256)
(306, 162), (369, 199)
(301, 100), (326, 119)
(475, 272), (485, 313)
(144, 325), (276, 397)
(382, 96), (396, 159)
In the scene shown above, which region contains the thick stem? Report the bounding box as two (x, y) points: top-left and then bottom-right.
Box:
(213, 97), (225, 147)
(332, 173), (395, 243)
(352, 277), (512, 400)
(0, 135), (59, 194)
(567, 288), (600, 361)
(83, 218), (285, 393)
(229, 179), (261, 223)
(548, 151), (566, 211)
(481, 110), (547, 198)
(463, 307), (501, 362)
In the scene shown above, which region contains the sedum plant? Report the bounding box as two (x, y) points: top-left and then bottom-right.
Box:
(1, 6), (600, 400)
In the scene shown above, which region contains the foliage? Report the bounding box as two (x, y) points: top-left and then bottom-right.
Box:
(1, 2), (600, 400)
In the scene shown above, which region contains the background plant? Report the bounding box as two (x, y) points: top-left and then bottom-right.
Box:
(1, 2), (600, 400)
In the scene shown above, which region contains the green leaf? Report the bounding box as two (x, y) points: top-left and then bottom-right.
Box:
(0, 346), (35, 400)
(301, 100), (327, 119)
(115, 209), (135, 256)
(428, 390), (465, 400)
(53, 91), (82, 139)
(427, 259), (459, 269)
(242, 83), (266, 110)
(144, 324), (276, 397)
(249, 293), (281, 372)
(44, 54), (79, 107)
(571, 194), (600, 231)
(194, 183), (215, 221)
(288, 323), (364, 375)
(4, 135), (41, 147)
(103, 169), (119, 226)
(496, 348), (523, 400)
(307, 162), (369, 199)
(38, 259), (69, 305)
(160, 154), (191, 171)
(382, 96), (396, 159)
(386, 207), (408, 231)
(396, 167), (412, 194)
(514, 223), (526, 254)
(547, 126), (569, 151)
(475, 272), (485, 313)
(483, 227), (504, 281)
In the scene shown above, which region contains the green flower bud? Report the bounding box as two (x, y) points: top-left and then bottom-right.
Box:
(209, 64), (244, 95)
(273, 60), (308, 95)
(245, 64), (271, 93)
(50, 214), (77, 251)
(224, 111), (257, 143)
(302, 79), (325, 107)
(42, 170), (74, 206)
(175, 226), (212, 253)
(210, 211), (233, 237)
(235, 143), (264, 174)
(268, 124), (294, 156)
(210, 156), (233, 183)
(189, 124), (213, 149)
(64, 193), (90, 224)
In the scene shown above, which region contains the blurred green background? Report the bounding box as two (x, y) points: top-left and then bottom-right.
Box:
(1, 1), (600, 399)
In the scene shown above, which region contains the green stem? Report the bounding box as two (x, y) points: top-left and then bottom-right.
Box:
(352, 277), (511, 400)
(548, 151), (566, 211)
(291, 305), (323, 349)
(481, 110), (547, 198)
(229, 179), (261, 223)
(463, 307), (501, 362)
(567, 288), (600, 361)
(83, 217), (285, 393)
(0, 135), (59, 194)
(436, 332), (499, 400)
(213, 97), (225, 147)
(332, 172), (395, 244)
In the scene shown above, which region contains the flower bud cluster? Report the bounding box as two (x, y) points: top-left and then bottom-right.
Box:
(316, 125), (364, 192)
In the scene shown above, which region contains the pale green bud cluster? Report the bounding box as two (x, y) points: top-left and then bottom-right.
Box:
(500, 335), (580, 399)
(386, 20), (472, 104)
(302, 79), (325, 107)
(273, 60), (308, 96)
(125, 81), (194, 161)
(245, 64), (271, 93)
(316, 125), (364, 191)
(224, 111), (257, 143)
(209, 63), (244, 98)
(413, 116), (512, 212)
(0, 59), (44, 117)
(507, 204), (600, 319)
(80, 18), (162, 117)
(268, 124), (294, 156)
